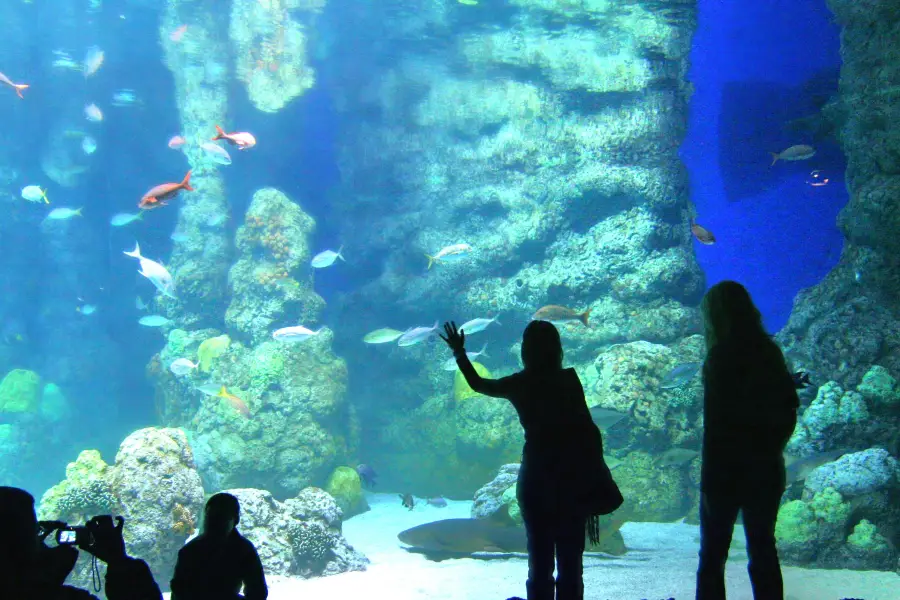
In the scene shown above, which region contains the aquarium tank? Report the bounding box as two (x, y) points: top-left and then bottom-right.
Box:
(0, 0), (898, 598)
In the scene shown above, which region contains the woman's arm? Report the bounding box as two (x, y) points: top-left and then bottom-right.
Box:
(455, 351), (516, 399)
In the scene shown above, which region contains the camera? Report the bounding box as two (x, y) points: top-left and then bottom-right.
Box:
(56, 526), (92, 547)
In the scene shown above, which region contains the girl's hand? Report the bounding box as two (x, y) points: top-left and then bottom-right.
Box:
(439, 321), (466, 354)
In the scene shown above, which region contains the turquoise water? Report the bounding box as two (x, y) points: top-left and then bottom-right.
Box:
(0, 0), (898, 597)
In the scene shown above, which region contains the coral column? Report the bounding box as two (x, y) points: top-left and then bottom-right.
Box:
(778, 0), (900, 387)
(160, 0), (233, 328)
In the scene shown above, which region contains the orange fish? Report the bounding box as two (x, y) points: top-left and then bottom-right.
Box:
(690, 218), (716, 245)
(212, 125), (256, 150)
(217, 386), (250, 418)
(139, 170), (193, 210)
(0, 72), (28, 98)
(531, 305), (591, 327)
(170, 25), (188, 43)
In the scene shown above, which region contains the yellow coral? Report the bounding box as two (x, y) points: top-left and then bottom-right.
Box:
(198, 335), (231, 373)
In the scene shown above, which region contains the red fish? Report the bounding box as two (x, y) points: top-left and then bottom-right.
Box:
(0, 72), (28, 98)
(139, 170), (193, 210)
(690, 218), (716, 245)
(212, 125), (256, 150)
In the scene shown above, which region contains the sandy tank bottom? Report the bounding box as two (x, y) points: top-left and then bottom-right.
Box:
(160, 493), (899, 600)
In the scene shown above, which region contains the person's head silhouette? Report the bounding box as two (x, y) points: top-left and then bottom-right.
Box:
(0, 486), (40, 568)
(521, 320), (563, 371)
(700, 280), (766, 348)
(202, 493), (240, 541)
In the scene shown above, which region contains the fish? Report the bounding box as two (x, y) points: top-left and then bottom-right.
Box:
(655, 448), (700, 467)
(138, 315), (171, 327)
(51, 51), (80, 72)
(195, 382), (224, 396)
(425, 243), (472, 269)
(356, 464), (377, 488)
(441, 343), (488, 371)
(784, 449), (850, 484)
(458, 316), (500, 335)
(110, 212), (144, 227)
(273, 325), (323, 343)
(139, 170), (193, 210)
(83, 46), (104, 77)
(211, 125), (256, 150)
(770, 144), (815, 165)
(123, 242), (177, 299)
(44, 207), (83, 221)
(588, 406), (628, 430)
(531, 305), (591, 327)
(398, 517), (627, 558)
(216, 386), (250, 419)
(76, 304), (97, 316)
(111, 89), (140, 107)
(458, 0), (479, 4)
(0, 71), (28, 98)
(167, 135), (186, 150)
(690, 219), (715, 245)
(170, 24), (188, 43)
(200, 142), (232, 165)
(81, 136), (97, 155)
(362, 328), (405, 344)
(400, 493), (416, 510)
(21, 186), (48, 204)
(135, 296), (148, 311)
(660, 362), (701, 389)
(169, 358), (198, 376)
(426, 497), (448, 508)
(397, 322), (438, 347)
(311, 246), (344, 269)
(84, 103), (103, 122)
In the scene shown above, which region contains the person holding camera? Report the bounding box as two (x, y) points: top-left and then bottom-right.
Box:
(0, 486), (162, 600)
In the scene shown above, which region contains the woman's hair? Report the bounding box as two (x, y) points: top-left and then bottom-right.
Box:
(521, 320), (563, 371)
(700, 280), (767, 349)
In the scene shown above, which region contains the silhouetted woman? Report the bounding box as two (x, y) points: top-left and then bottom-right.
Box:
(441, 320), (620, 600)
(696, 281), (799, 600)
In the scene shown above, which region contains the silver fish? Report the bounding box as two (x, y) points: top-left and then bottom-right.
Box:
(311, 246), (344, 268)
(273, 325), (322, 343)
(458, 316), (500, 336)
(660, 362), (701, 389)
(588, 406), (627, 430)
(398, 322), (438, 347)
(655, 448), (699, 467)
(123, 242), (177, 299)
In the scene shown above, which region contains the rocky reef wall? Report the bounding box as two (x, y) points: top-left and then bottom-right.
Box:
(778, 0), (900, 388)
(323, 0), (703, 495)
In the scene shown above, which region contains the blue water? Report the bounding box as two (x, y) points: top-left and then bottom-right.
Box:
(684, 0), (846, 333)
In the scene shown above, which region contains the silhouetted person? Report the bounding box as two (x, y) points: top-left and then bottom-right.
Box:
(0, 486), (161, 600)
(171, 492), (268, 600)
(441, 320), (619, 600)
(696, 281), (800, 600)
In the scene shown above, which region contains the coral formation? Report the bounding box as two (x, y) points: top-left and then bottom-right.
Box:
(778, 0), (900, 388)
(159, 0), (233, 327)
(0, 368), (41, 414)
(223, 487), (367, 578)
(181, 330), (352, 498)
(229, 0), (321, 112)
(226, 187), (325, 343)
(324, 466), (369, 519)
(323, 0), (703, 491)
